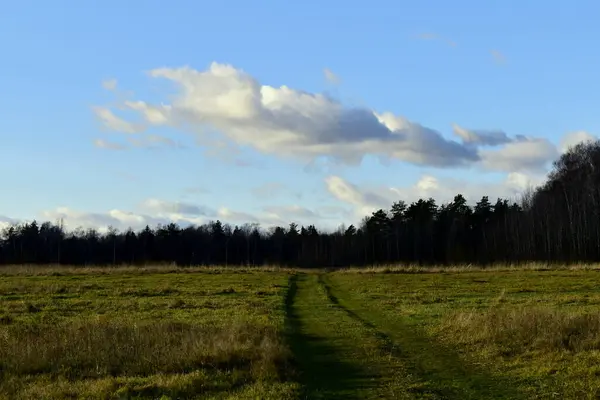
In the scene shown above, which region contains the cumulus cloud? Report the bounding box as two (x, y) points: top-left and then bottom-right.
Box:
(479, 138), (559, 172)
(324, 176), (390, 217)
(452, 125), (559, 172)
(95, 62), (569, 173)
(0, 216), (19, 232)
(140, 199), (215, 217)
(326, 173), (544, 220)
(100, 62), (487, 167)
(33, 198), (335, 233)
(41, 207), (166, 233)
(40, 204), (217, 233)
(1, 158), (552, 235)
(40, 200), (248, 233)
(215, 204), (340, 228)
(390, 172), (544, 204)
(452, 124), (512, 146)
(260, 205), (345, 230)
(559, 131), (597, 153)
(124, 101), (171, 125)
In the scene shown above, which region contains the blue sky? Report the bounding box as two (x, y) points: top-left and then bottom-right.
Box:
(1, 0), (599, 232)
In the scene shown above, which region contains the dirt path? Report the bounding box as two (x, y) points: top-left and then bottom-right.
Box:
(285, 273), (422, 399)
(321, 273), (527, 400)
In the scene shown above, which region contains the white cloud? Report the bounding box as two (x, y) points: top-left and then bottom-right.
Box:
(93, 138), (126, 150)
(34, 198), (334, 233)
(102, 78), (118, 91)
(373, 112), (478, 167)
(0, 216), (19, 232)
(326, 173), (544, 220)
(452, 124), (511, 146)
(559, 131), (597, 153)
(140, 198), (215, 217)
(216, 204), (335, 228)
(40, 203), (216, 233)
(93, 106), (145, 134)
(259, 205), (345, 230)
(124, 101), (171, 125)
(94, 62), (585, 174)
(479, 137), (558, 172)
(323, 68), (340, 84)
(98, 62), (498, 168)
(324, 176), (390, 217)
(453, 125), (560, 171)
(396, 172), (544, 203)
(41, 207), (164, 233)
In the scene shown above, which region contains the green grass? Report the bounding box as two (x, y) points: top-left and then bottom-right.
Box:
(285, 273), (421, 399)
(3, 265), (600, 398)
(329, 269), (600, 399)
(0, 267), (298, 399)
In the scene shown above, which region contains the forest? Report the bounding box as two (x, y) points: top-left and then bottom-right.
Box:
(2, 140), (600, 267)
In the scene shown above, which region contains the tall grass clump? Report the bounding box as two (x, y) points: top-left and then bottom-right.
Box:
(0, 319), (290, 381)
(439, 307), (600, 355)
(334, 262), (600, 275)
(0, 264), (294, 277)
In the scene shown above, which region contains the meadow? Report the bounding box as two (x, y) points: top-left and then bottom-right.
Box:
(1, 265), (600, 399)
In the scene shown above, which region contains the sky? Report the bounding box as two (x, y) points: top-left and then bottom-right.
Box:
(1, 0), (600, 233)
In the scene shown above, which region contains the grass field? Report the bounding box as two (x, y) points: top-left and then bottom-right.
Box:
(1, 265), (600, 399)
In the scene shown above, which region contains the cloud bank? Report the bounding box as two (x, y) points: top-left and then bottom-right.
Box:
(32, 197), (340, 233)
(35, 62), (584, 231)
(325, 172), (546, 219)
(93, 62), (566, 173)
(2, 158), (594, 233)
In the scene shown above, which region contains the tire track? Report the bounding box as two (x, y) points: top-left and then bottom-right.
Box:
(284, 273), (417, 399)
(320, 274), (527, 400)
(284, 274), (373, 399)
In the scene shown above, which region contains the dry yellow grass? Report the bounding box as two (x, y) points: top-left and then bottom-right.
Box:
(439, 307), (600, 355)
(5, 264), (600, 399)
(0, 268), (297, 399)
(0, 319), (288, 379)
(17, 260), (590, 275)
(0, 264), (295, 276)
(335, 262), (600, 274)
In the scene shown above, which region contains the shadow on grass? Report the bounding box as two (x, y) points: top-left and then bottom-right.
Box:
(284, 274), (376, 400)
(320, 274), (527, 400)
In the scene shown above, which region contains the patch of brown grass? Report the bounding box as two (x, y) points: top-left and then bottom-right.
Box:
(0, 319), (289, 380)
(336, 262), (600, 274)
(0, 264), (296, 277)
(438, 307), (600, 355)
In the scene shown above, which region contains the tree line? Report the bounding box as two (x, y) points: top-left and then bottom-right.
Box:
(2, 140), (600, 267)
